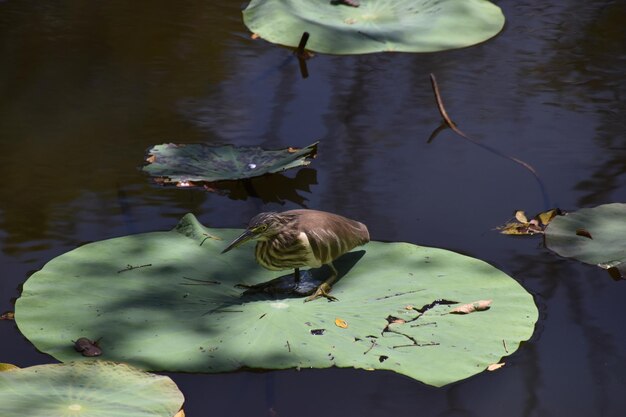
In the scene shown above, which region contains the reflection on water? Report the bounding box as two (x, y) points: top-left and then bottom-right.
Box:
(1, 0), (625, 416)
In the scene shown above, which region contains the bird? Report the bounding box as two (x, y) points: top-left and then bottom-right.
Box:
(221, 209), (369, 301)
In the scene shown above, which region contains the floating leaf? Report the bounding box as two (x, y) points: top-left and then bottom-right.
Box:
(143, 142), (318, 185)
(545, 203), (626, 280)
(0, 361), (184, 417)
(514, 210), (528, 224)
(498, 208), (563, 235)
(450, 300), (492, 314)
(0, 311), (14, 320)
(537, 208), (562, 226)
(16, 214), (537, 387)
(243, 0), (505, 55)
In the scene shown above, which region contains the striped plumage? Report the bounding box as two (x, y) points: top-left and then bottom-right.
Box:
(253, 210), (369, 271)
(222, 209), (369, 301)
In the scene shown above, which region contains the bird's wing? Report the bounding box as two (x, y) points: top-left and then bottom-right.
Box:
(291, 210), (369, 265)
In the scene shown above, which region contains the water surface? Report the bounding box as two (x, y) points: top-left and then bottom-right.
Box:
(1, 1), (625, 416)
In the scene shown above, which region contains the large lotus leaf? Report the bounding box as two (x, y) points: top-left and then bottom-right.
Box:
(243, 0), (505, 54)
(0, 361), (184, 417)
(143, 142), (317, 185)
(545, 203), (626, 278)
(16, 214), (537, 387)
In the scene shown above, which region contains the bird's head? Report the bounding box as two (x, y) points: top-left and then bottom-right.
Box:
(221, 212), (284, 253)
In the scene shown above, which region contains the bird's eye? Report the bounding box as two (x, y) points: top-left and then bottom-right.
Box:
(259, 224), (268, 231)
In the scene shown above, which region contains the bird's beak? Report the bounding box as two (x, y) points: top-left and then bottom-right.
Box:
(221, 229), (255, 254)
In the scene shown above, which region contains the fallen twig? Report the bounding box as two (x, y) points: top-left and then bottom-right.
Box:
(181, 277), (221, 285)
(430, 73), (466, 138)
(296, 32), (310, 57)
(296, 32), (311, 79)
(429, 73), (550, 209)
(363, 339), (377, 355)
(117, 264), (152, 274)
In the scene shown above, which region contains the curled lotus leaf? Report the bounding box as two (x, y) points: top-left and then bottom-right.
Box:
(16, 214), (537, 387)
(143, 142), (318, 185)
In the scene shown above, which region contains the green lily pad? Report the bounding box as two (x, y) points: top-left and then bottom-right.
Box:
(545, 203), (626, 279)
(0, 361), (184, 417)
(16, 214), (537, 387)
(243, 0), (505, 54)
(143, 142), (318, 185)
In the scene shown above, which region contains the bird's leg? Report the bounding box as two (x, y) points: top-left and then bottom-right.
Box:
(305, 263), (339, 302)
(294, 267), (300, 283)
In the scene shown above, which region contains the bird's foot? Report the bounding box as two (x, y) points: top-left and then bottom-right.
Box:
(304, 283), (338, 302)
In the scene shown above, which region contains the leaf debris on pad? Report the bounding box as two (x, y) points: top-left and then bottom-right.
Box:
(335, 318), (348, 328)
(450, 300), (492, 314)
(487, 362), (505, 371)
(73, 337), (103, 357)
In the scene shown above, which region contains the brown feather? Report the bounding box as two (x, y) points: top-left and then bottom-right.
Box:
(285, 209), (369, 265)
(251, 209), (369, 271)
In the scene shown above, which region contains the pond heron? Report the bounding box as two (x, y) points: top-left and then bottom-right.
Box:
(222, 209), (369, 301)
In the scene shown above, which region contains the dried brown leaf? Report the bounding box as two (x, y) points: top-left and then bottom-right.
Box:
(498, 222), (543, 235)
(514, 210), (528, 223)
(450, 300), (492, 314)
(537, 208), (562, 225)
(0, 311), (15, 320)
(606, 265), (625, 281)
(499, 208), (563, 235)
(0, 363), (19, 372)
(487, 362), (505, 371)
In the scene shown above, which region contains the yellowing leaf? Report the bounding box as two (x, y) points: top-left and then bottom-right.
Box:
(537, 208), (562, 225)
(450, 300), (492, 314)
(514, 210), (528, 223)
(0, 363), (19, 372)
(498, 208), (563, 235)
(335, 318), (348, 328)
(0, 311), (15, 320)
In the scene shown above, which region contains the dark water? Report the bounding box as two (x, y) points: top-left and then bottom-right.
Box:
(1, 0), (625, 416)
